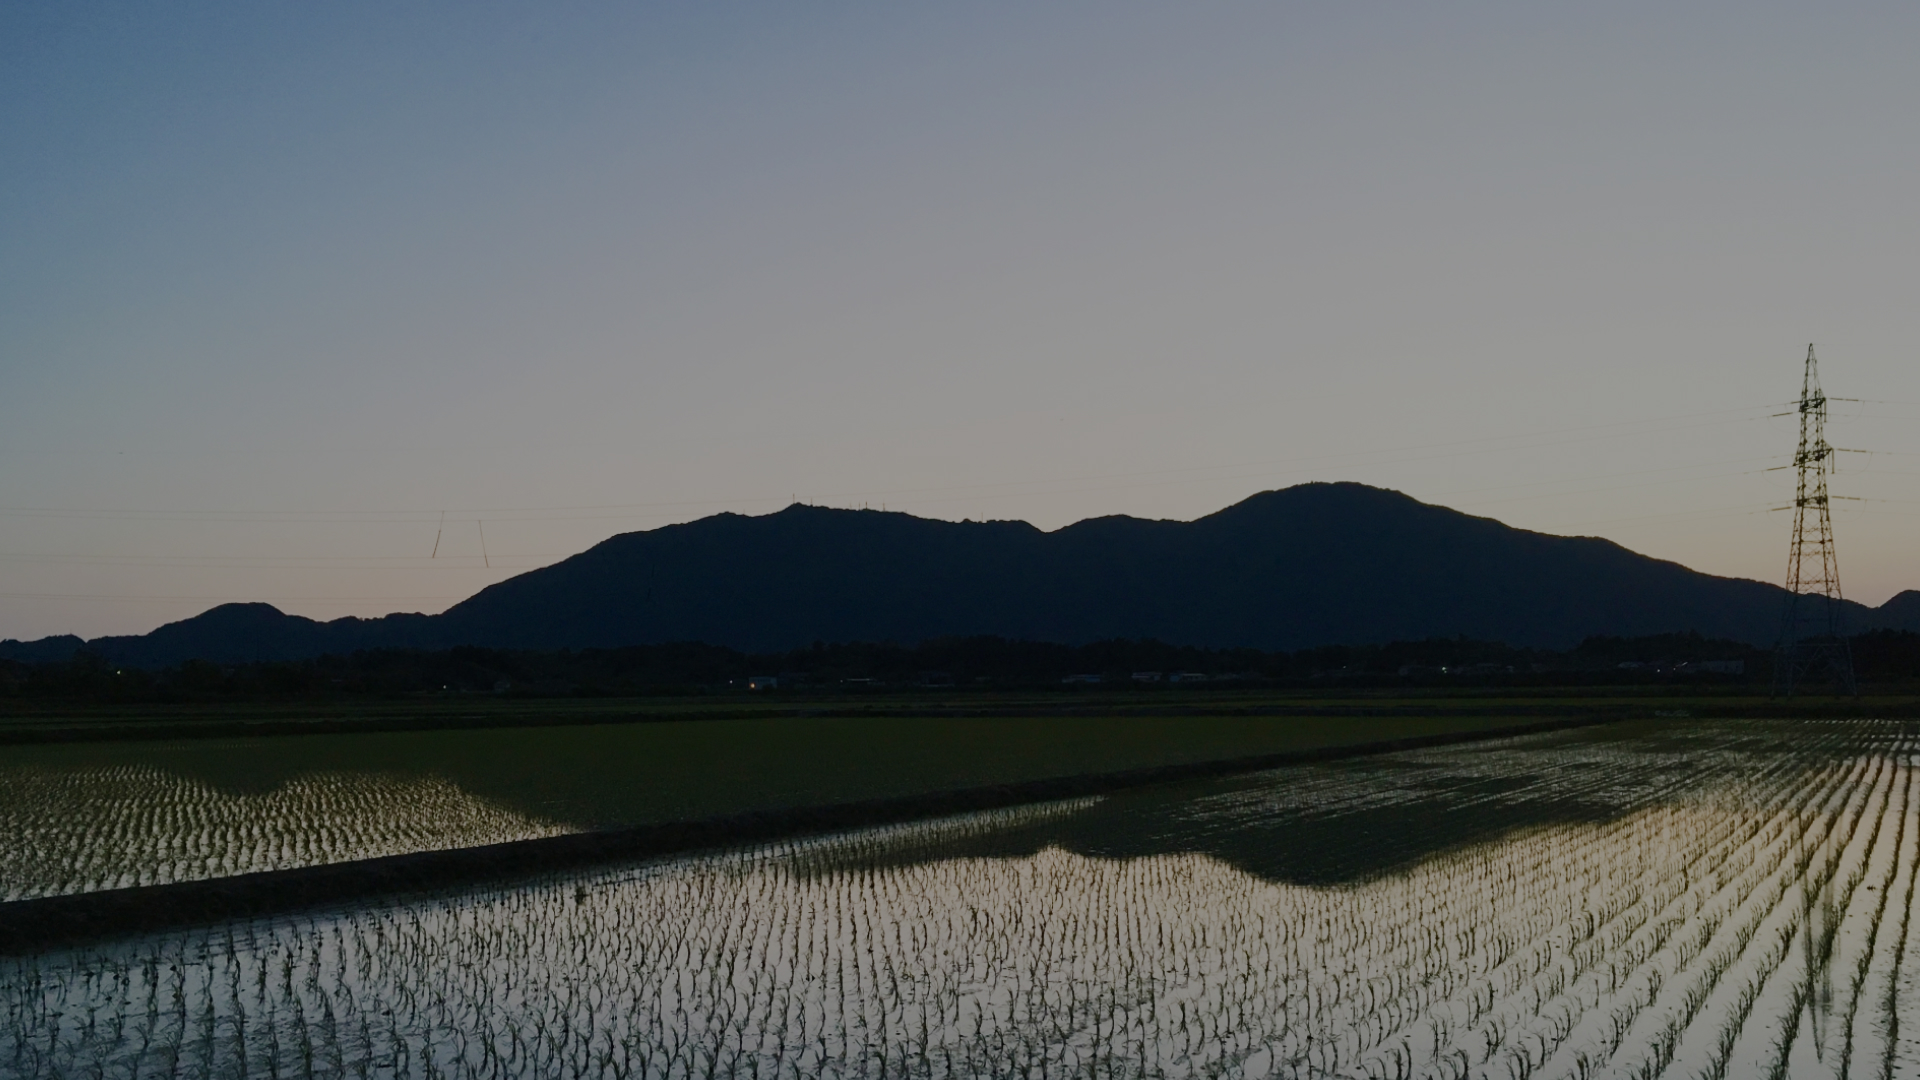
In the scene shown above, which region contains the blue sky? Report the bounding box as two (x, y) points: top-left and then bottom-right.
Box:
(4, 1), (1919, 639)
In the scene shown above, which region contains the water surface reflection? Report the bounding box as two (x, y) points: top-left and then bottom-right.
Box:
(6, 720), (1912, 1079)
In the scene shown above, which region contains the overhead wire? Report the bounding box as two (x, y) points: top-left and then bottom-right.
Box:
(0, 400), (1791, 524)
(0, 592), (464, 604)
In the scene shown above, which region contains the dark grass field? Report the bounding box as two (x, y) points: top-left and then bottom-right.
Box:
(0, 709), (1576, 831)
(0, 682), (1903, 744)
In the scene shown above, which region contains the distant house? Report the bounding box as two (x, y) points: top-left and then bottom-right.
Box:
(1168, 672), (1207, 683)
(1131, 671), (1163, 683)
(745, 675), (780, 690)
(1062, 674), (1102, 684)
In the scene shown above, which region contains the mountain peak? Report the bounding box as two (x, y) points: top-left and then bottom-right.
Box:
(8, 484), (1917, 665)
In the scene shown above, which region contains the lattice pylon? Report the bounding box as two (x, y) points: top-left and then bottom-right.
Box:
(1773, 344), (1858, 697)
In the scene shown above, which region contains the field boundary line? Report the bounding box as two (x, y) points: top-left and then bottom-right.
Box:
(0, 698), (1906, 745)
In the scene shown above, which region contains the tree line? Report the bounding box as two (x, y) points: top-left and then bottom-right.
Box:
(6, 629), (1917, 702)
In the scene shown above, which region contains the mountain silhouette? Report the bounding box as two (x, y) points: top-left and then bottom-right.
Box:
(6, 483), (1915, 666)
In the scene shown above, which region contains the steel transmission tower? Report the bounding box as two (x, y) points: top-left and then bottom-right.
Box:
(1773, 344), (1858, 697)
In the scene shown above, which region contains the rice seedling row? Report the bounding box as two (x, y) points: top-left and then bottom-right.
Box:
(3, 719), (1916, 1079)
(0, 767), (567, 901)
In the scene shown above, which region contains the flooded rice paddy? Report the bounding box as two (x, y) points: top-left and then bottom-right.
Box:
(0, 714), (1524, 902)
(5, 718), (1920, 1078)
(0, 767), (565, 901)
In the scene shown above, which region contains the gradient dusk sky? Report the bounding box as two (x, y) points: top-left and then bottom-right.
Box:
(4, 1), (1919, 641)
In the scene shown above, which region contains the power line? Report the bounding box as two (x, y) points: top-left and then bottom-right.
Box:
(0, 592), (464, 604)
(0, 401), (1791, 524)
(0, 552), (566, 563)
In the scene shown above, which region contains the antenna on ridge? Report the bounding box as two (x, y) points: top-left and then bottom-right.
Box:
(1773, 344), (1858, 697)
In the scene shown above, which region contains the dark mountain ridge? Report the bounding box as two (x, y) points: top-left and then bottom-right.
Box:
(6, 483), (1915, 666)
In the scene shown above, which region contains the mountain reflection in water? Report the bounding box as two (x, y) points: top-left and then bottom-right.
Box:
(6, 719), (1915, 1080)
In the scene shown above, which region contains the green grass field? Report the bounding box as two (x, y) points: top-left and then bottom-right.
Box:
(4, 711), (1555, 830)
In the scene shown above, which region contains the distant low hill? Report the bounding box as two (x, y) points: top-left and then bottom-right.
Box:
(6, 483), (1916, 666)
